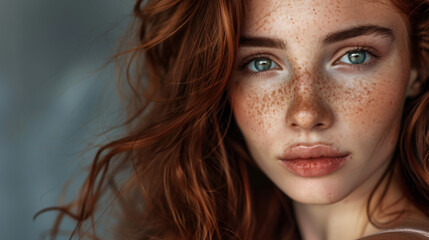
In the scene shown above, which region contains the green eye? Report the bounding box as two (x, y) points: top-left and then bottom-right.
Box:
(248, 57), (278, 72)
(340, 50), (371, 64)
(348, 51), (366, 64)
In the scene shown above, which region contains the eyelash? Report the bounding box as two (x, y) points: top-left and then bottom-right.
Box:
(238, 53), (277, 77)
(238, 46), (381, 75)
(335, 46), (380, 70)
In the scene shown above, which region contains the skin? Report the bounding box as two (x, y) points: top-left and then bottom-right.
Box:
(229, 0), (426, 239)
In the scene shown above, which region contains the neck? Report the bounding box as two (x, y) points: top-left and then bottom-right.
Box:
(292, 161), (411, 240)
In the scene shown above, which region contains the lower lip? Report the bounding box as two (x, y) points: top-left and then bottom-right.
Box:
(279, 155), (349, 177)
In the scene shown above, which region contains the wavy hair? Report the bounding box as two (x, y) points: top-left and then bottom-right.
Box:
(36, 0), (429, 239)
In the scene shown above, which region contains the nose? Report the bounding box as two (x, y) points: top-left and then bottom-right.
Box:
(286, 81), (334, 131)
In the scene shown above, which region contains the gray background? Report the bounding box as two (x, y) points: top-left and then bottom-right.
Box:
(0, 0), (134, 239)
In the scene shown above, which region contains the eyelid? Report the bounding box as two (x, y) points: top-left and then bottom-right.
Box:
(238, 52), (283, 70)
(332, 46), (381, 66)
(237, 46), (381, 73)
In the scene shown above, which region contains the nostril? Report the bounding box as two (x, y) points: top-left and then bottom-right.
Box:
(286, 96), (334, 131)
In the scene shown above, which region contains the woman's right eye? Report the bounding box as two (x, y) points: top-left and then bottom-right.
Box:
(247, 57), (279, 72)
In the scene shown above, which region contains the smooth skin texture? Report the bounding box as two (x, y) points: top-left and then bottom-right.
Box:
(230, 0), (427, 239)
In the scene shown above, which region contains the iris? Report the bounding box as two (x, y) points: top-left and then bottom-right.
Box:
(347, 50), (366, 64)
(252, 58), (273, 71)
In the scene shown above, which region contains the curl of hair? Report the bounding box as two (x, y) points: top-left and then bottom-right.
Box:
(366, 0), (429, 228)
(397, 0), (429, 215)
(36, 0), (429, 239)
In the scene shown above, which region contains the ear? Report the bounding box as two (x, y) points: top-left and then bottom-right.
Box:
(405, 68), (421, 97)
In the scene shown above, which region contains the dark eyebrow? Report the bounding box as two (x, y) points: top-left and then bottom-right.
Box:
(322, 25), (395, 44)
(239, 25), (394, 49)
(239, 36), (286, 49)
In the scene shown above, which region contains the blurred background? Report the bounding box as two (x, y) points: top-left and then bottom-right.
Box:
(0, 0), (134, 238)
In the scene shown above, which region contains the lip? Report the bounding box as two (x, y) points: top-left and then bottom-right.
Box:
(278, 144), (350, 177)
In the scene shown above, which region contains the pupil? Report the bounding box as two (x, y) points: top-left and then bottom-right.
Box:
(255, 58), (271, 71)
(348, 51), (366, 64)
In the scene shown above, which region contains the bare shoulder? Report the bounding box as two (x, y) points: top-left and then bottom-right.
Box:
(360, 231), (429, 240)
(359, 216), (429, 240)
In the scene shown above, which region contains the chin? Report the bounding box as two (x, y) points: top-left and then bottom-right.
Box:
(276, 176), (355, 205)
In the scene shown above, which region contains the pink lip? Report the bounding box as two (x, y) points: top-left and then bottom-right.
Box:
(278, 144), (350, 177)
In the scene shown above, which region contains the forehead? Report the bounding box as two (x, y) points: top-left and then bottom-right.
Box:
(243, 0), (406, 38)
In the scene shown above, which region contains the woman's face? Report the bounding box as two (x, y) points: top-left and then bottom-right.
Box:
(230, 0), (417, 204)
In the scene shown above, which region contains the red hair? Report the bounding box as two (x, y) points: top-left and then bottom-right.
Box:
(36, 0), (429, 239)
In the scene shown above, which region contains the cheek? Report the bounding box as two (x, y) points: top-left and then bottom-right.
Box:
(231, 53), (410, 148)
(335, 62), (409, 147)
(230, 80), (291, 137)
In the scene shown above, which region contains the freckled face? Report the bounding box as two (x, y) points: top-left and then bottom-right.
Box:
(230, 0), (414, 203)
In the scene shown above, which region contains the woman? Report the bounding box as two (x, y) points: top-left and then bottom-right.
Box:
(39, 0), (429, 239)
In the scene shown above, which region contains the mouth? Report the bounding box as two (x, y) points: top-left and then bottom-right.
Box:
(278, 144), (350, 177)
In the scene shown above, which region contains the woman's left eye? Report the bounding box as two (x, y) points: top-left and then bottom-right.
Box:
(338, 49), (373, 65)
(247, 57), (279, 72)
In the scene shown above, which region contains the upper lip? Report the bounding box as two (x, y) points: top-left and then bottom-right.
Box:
(279, 143), (350, 160)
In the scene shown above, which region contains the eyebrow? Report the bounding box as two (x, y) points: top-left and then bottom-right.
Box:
(322, 25), (395, 44)
(239, 25), (394, 49)
(239, 36), (286, 49)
